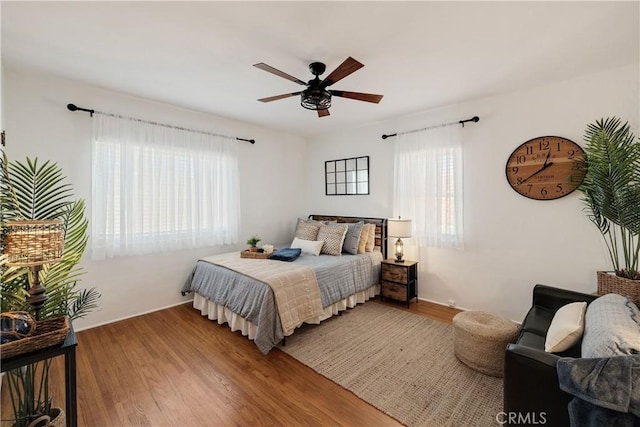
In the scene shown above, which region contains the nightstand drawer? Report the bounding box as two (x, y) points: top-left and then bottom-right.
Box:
(381, 281), (408, 301)
(381, 264), (408, 284)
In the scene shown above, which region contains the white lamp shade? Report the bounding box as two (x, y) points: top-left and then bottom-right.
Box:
(388, 218), (412, 238)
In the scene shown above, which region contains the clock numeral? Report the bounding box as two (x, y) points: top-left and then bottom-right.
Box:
(556, 184), (563, 193)
(557, 142), (562, 151)
(541, 187), (548, 196)
(526, 146), (533, 155)
(516, 155), (525, 164)
(512, 166), (519, 174)
(571, 161), (582, 170)
(516, 177), (524, 185)
(539, 141), (549, 150)
(569, 174), (582, 183)
(526, 184), (533, 194)
(568, 149), (576, 159)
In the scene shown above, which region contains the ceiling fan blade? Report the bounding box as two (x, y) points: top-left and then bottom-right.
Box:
(253, 63), (307, 86)
(330, 90), (383, 104)
(317, 109), (330, 118)
(257, 92), (302, 103)
(321, 57), (364, 87)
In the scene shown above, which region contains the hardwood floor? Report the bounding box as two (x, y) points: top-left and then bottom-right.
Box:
(1, 299), (460, 427)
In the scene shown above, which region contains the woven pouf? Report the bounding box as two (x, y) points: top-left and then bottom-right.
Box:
(452, 311), (520, 377)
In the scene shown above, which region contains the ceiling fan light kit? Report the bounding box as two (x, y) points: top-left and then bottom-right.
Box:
(254, 57), (383, 118)
(301, 88), (331, 111)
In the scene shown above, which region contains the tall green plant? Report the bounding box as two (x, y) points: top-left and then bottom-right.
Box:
(578, 117), (640, 280)
(1, 152), (100, 426)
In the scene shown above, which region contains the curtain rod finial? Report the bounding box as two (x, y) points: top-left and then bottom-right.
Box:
(67, 103), (78, 111)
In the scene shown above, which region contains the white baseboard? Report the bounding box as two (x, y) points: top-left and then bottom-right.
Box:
(417, 296), (471, 312)
(74, 299), (194, 332)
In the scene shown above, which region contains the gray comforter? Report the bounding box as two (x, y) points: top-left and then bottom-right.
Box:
(181, 251), (383, 354)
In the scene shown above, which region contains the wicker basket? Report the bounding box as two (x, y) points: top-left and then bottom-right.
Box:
(240, 250), (272, 259)
(597, 271), (640, 306)
(0, 316), (70, 359)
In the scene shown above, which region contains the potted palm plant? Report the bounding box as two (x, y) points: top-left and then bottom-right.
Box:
(1, 152), (100, 426)
(577, 117), (640, 305)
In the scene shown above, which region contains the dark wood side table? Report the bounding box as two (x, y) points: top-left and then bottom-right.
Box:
(381, 259), (418, 307)
(1, 325), (78, 427)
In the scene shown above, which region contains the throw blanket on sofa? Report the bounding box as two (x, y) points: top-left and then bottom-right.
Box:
(199, 253), (323, 336)
(557, 356), (640, 427)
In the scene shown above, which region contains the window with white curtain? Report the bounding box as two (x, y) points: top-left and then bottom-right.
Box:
(91, 114), (240, 260)
(393, 125), (463, 248)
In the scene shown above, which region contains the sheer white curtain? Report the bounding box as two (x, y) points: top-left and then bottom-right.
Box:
(91, 114), (240, 260)
(393, 125), (463, 248)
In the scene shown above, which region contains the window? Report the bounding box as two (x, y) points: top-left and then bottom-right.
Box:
(393, 126), (463, 248)
(91, 114), (240, 260)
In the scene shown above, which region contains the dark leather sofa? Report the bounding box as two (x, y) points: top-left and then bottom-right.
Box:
(504, 284), (597, 427)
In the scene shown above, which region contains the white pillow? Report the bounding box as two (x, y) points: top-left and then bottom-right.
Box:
(291, 237), (324, 256)
(544, 301), (587, 353)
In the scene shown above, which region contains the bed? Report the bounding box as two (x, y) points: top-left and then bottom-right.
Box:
(181, 215), (388, 354)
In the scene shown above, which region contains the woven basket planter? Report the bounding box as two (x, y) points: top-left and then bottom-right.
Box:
(597, 271), (640, 306)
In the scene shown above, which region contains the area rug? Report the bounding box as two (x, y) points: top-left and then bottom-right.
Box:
(279, 303), (502, 427)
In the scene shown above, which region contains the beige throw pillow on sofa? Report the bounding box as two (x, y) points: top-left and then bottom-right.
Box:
(544, 301), (587, 353)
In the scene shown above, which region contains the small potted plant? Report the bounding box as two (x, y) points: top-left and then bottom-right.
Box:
(246, 235), (261, 252)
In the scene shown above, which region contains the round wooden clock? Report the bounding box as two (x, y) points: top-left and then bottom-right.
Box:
(505, 136), (586, 200)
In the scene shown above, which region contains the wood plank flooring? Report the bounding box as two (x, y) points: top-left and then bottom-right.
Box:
(1, 298), (460, 427)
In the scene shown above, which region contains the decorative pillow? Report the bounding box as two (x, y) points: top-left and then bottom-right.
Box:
(342, 221), (364, 255)
(364, 223), (376, 252)
(317, 223), (349, 256)
(545, 302), (587, 353)
(582, 294), (640, 358)
(295, 221), (321, 241)
(291, 237), (323, 256)
(357, 224), (370, 254)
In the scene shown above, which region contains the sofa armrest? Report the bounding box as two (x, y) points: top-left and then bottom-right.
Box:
(504, 343), (573, 426)
(532, 284), (597, 312)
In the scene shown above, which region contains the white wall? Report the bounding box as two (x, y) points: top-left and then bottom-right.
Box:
(3, 67), (308, 329)
(306, 64), (640, 322)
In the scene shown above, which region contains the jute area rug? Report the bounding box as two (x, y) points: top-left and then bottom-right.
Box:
(279, 302), (502, 427)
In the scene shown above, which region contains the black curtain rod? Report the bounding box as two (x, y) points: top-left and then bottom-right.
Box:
(67, 103), (255, 144)
(381, 115), (479, 140)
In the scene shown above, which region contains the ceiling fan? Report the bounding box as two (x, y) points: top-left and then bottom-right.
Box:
(253, 57), (383, 118)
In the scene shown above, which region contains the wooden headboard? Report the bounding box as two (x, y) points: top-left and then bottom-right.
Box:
(308, 215), (388, 260)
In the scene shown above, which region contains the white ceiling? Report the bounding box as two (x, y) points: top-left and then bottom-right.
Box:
(2, 1), (638, 138)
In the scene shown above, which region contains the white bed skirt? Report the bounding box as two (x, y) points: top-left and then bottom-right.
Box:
(193, 284), (381, 340)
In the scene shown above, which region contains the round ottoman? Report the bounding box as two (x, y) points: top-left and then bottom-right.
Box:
(452, 311), (520, 377)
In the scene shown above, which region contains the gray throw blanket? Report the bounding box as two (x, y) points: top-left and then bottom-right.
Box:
(557, 356), (640, 427)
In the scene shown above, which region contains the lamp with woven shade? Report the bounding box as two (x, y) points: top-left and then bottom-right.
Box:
(388, 217), (412, 263)
(3, 220), (65, 319)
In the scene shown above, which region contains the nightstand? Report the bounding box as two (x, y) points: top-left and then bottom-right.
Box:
(380, 259), (418, 307)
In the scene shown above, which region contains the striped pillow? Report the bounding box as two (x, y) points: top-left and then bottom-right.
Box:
(317, 223), (349, 256)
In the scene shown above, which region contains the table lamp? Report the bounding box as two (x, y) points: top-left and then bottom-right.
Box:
(387, 217), (412, 263)
(4, 220), (65, 320)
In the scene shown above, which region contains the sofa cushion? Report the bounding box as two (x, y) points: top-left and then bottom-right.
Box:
(545, 302), (587, 353)
(521, 305), (556, 336)
(582, 294), (640, 358)
(517, 331), (546, 349)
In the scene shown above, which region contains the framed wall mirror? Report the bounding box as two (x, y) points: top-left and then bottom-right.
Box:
(325, 156), (369, 195)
